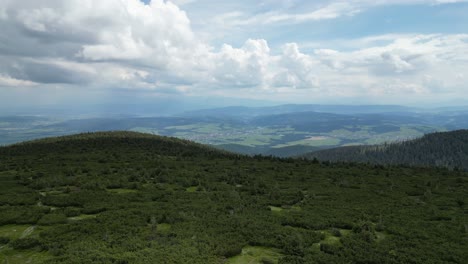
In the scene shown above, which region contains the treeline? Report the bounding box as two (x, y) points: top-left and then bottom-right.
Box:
(306, 130), (468, 171)
(1, 131), (235, 158)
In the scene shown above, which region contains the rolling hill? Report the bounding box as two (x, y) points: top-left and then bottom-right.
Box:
(0, 132), (467, 263)
(305, 130), (468, 171)
(181, 104), (417, 117)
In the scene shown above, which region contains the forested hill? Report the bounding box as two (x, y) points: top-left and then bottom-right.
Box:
(0, 131), (467, 263)
(305, 130), (468, 170)
(0, 131), (232, 158)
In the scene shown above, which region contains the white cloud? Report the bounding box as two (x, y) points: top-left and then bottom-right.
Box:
(208, 0), (468, 28)
(169, 0), (197, 6)
(0, 74), (37, 87)
(211, 2), (360, 28)
(207, 39), (271, 88)
(0, 0), (467, 104)
(0, 6), (8, 20)
(273, 43), (320, 89)
(75, 0), (199, 67)
(431, 0), (468, 3)
(0, 0), (209, 88)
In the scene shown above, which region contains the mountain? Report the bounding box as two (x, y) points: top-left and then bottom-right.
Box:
(181, 104), (417, 118)
(2, 104), (468, 157)
(0, 132), (467, 263)
(305, 130), (468, 171)
(5, 131), (229, 158)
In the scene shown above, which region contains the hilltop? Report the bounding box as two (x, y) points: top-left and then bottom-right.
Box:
(2, 131), (230, 158)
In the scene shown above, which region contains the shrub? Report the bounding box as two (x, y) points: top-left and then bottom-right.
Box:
(10, 238), (41, 250)
(217, 244), (243, 258)
(320, 243), (338, 255)
(331, 228), (342, 237)
(63, 207), (82, 217)
(278, 256), (305, 264)
(0, 236), (10, 244)
(261, 258), (275, 264)
(38, 213), (68, 225)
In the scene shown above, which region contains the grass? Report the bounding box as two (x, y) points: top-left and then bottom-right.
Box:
(137, 123), (442, 151)
(39, 190), (64, 196)
(375, 231), (387, 242)
(222, 134), (282, 147)
(321, 233), (341, 244)
(0, 225), (31, 240)
(186, 186), (198, 192)
(68, 214), (97, 221)
(157, 223), (172, 234)
(166, 125), (287, 147)
(0, 247), (51, 264)
(268, 206), (283, 212)
(165, 124), (222, 134)
(312, 228), (353, 249)
(164, 124), (204, 130)
(274, 137), (341, 148)
(0, 226), (50, 264)
(268, 205), (301, 213)
(312, 228), (385, 250)
(106, 188), (139, 194)
(226, 246), (283, 264)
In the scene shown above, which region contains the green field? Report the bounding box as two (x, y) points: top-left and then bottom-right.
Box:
(227, 246), (283, 264)
(0, 114), (454, 157)
(0, 225), (32, 240)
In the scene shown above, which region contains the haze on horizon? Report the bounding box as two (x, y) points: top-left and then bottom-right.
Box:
(0, 0), (468, 110)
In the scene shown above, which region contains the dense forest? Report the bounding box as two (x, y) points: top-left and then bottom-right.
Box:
(306, 130), (468, 171)
(0, 132), (467, 263)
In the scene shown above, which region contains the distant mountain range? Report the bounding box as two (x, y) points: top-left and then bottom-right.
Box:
(2, 104), (468, 157)
(180, 104), (418, 117)
(305, 130), (468, 171)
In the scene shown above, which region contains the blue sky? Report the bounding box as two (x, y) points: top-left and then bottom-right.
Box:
(167, 1), (468, 48)
(0, 0), (467, 108)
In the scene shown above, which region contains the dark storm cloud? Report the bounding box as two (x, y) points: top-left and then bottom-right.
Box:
(7, 61), (94, 84)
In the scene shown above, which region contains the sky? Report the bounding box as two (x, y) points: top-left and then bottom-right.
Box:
(0, 0), (468, 109)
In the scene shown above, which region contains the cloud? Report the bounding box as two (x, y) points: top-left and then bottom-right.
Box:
(273, 43), (320, 89)
(309, 34), (468, 97)
(0, 0), (208, 89)
(211, 2), (360, 27)
(208, 0), (468, 28)
(0, 74), (37, 87)
(0, 0), (467, 104)
(168, 0), (197, 6)
(210, 39), (272, 88)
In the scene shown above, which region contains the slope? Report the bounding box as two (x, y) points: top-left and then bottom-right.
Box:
(0, 132), (467, 263)
(306, 130), (468, 170)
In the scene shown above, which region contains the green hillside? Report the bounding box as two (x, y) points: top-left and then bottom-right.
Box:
(0, 132), (467, 263)
(305, 130), (468, 171)
(215, 144), (323, 157)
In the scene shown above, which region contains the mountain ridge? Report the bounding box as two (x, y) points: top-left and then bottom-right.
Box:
(0, 131), (234, 158)
(305, 129), (468, 170)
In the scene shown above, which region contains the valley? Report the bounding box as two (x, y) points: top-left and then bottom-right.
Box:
(2, 104), (467, 157)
